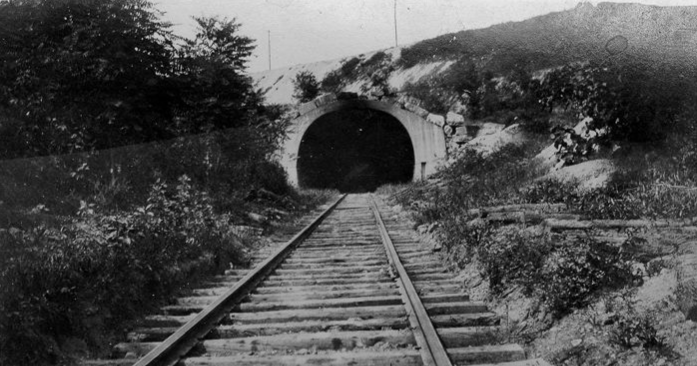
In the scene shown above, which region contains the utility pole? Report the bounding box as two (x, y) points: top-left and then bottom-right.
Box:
(394, 0), (398, 47)
(268, 30), (272, 70)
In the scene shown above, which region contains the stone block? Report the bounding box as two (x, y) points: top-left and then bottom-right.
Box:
(403, 103), (429, 118)
(453, 135), (471, 144)
(427, 114), (445, 127)
(455, 126), (468, 136)
(314, 93), (337, 107)
(398, 94), (423, 108)
(297, 101), (317, 115)
(446, 112), (466, 126)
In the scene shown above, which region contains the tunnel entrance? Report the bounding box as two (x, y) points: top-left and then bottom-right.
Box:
(297, 108), (415, 192)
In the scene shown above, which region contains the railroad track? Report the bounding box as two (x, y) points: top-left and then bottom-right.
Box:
(85, 194), (543, 366)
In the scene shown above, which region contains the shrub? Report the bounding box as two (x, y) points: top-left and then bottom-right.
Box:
(320, 69), (344, 93)
(363, 51), (389, 69)
(537, 235), (641, 317)
(610, 311), (667, 351)
(438, 144), (540, 207)
(340, 57), (362, 78)
(478, 228), (552, 294)
(537, 60), (694, 165)
(0, 176), (249, 365)
(320, 57), (367, 94)
(401, 78), (454, 115)
(292, 71), (320, 103)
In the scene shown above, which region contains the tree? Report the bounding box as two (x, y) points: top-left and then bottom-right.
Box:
(0, 3), (274, 159)
(172, 17), (263, 134)
(0, 0), (175, 157)
(292, 71), (320, 103)
(538, 59), (692, 165)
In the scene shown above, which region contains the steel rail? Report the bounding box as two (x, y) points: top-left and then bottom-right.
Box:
(370, 195), (453, 366)
(133, 194), (347, 366)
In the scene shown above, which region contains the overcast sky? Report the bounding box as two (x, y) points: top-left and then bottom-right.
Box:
(155, 0), (697, 73)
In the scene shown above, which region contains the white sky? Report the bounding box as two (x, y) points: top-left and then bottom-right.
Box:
(155, 0), (697, 73)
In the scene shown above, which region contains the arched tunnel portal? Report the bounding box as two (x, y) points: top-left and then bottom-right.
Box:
(298, 108), (414, 192)
(280, 99), (447, 192)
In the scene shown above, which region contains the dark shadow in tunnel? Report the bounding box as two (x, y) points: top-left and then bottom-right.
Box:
(297, 108), (415, 193)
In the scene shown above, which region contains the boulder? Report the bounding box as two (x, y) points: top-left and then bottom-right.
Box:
(427, 113), (445, 127)
(446, 112), (466, 126)
(455, 126), (469, 136)
(464, 123), (527, 156)
(403, 103), (429, 118)
(474, 122), (506, 138)
(443, 125), (454, 136)
(538, 159), (616, 190)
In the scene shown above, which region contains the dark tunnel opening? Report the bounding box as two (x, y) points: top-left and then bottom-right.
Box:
(297, 108), (415, 193)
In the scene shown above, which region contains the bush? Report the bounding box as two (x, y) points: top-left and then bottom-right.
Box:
(479, 228), (552, 294)
(610, 311), (667, 351)
(320, 57), (366, 94)
(537, 235), (641, 317)
(340, 57), (362, 78)
(401, 78), (455, 115)
(438, 145), (540, 207)
(537, 60), (695, 165)
(0, 176), (249, 365)
(363, 51), (389, 69)
(320, 69), (344, 93)
(292, 71), (320, 103)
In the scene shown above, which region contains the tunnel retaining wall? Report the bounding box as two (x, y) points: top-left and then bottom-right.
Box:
(280, 95), (447, 186)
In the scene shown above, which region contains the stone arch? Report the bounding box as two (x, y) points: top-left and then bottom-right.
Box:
(280, 94), (447, 187)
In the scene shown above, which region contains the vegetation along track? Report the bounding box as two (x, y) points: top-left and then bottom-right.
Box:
(85, 194), (541, 366)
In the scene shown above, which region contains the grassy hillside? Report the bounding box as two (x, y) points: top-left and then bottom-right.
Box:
(399, 2), (697, 71)
(254, 3), (697, 107)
